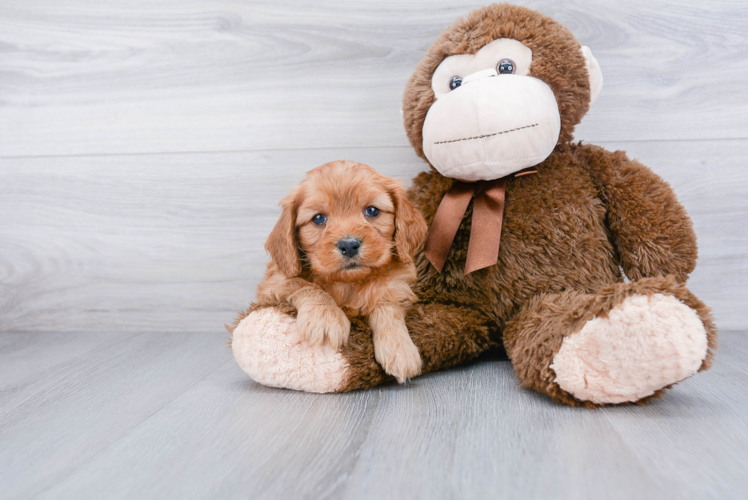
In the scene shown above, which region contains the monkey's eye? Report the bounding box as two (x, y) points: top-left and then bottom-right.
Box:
(497, 59), (516, 75)
(365, 206), (380, 217)
(449, 76), (462, 91)
(312, 214), (327, 225)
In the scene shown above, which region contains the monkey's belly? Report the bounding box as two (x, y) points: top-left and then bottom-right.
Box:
(499, 194), (622, 296)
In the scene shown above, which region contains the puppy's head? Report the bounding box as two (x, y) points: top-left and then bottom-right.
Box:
(266, 160), (427, 282)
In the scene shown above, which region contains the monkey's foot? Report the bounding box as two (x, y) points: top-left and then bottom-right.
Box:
(232, 308), (351, 393)
(550, 293), (709, 404)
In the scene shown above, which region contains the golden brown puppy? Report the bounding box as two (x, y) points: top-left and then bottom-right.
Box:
(256, 160), (428, 383)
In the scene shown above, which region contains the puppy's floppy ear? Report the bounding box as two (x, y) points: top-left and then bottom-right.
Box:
(265, 189), (302, 277)
(389, 180), (428, 264)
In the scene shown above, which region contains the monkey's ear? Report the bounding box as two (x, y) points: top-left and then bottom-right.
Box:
(581, 46), (603, 105)
(390, 181), (428, 265)
(265, 191), (302, 278)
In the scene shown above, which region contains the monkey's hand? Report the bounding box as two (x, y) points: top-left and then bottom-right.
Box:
(289, 287), (351, 348)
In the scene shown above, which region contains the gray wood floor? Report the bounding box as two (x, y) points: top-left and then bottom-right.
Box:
(0, 330), (746, 500)
(1, 1), (748, 499)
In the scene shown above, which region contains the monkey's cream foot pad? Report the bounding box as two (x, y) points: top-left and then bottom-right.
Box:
(550, 294), (709, 404)
(232, 308), (350, 393)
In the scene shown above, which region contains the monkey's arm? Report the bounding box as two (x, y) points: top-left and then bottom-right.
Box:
(576, 144), (697, 282)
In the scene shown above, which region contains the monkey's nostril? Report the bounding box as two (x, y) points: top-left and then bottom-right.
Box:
(337, 238), (361, 258)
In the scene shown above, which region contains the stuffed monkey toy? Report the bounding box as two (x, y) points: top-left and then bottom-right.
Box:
(231, 3), (717, 406)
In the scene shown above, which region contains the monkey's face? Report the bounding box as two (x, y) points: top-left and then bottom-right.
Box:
(424, 39), (562, 181)
(403, 5), (603, 181)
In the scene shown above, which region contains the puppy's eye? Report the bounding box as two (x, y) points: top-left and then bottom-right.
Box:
(312, 214), (327, 225)
(497, 59), (515, 75)
(449, 76), (462, 91)
(365, 206), (380, 217)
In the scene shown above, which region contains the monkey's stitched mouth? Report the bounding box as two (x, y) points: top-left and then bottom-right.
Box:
(434, 123), (538, 145)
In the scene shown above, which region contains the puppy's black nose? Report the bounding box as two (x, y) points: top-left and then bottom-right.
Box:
(338, 238), (361, 258)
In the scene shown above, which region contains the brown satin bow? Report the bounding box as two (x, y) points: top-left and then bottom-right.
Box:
(424, 169), (537, 275)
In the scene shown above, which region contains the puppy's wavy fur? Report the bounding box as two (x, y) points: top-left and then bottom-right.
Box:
(255, 160), (428, 383)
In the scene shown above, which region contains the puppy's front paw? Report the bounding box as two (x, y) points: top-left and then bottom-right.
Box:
(296, 302), (351, 348)
(374, 327), (423, 384)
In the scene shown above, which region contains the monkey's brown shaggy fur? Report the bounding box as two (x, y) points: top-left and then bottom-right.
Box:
(232, 4), (716, 406)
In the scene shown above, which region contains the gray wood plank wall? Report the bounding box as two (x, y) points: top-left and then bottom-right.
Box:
(1, 0), (746, 332)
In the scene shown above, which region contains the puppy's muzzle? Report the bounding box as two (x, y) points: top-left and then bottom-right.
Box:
(338, 238), (361, 258)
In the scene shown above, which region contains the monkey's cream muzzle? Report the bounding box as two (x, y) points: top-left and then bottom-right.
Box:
(422, 71), (561, 182)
